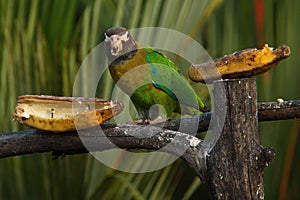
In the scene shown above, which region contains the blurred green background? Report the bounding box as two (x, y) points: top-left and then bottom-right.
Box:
(0, 0), (299, 199)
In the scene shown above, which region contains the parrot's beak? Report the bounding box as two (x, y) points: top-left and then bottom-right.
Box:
(110, 40), (122, 56)
(105, 31), (130, 56)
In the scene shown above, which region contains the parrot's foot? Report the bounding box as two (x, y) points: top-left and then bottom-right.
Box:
(134, 116), (171, 125)
(149, 117), (172, 124)
(134, 119), (150, 125)
(145, 119), (151, 125)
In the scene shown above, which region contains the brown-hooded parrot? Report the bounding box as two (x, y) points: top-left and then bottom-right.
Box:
(104, 27), (208, 121)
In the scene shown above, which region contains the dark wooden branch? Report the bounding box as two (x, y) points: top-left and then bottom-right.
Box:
(257, 100), (300, 121)
(0, 99), (298, 159)
(0, 124), (204, 177)
(158, 99), (300, 133)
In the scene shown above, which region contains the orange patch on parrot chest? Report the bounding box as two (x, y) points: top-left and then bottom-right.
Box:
(146, 84), (164, 93)
(146, 84), (153, 90)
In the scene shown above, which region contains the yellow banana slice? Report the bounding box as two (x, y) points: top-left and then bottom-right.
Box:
(189, 44), (290, 83)
(13, 95), (124, 132)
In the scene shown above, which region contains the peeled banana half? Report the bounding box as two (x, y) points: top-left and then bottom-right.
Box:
(189, 44), (290, 83)
(13, 95), (124, 132)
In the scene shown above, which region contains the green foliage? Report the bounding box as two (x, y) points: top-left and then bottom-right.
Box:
(0, 0), (299, 199)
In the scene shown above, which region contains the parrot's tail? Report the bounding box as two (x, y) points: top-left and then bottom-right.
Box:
(196, 96), (210, 113)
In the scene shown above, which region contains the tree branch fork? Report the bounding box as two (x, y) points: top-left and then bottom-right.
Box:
(2, 78), (300, 199)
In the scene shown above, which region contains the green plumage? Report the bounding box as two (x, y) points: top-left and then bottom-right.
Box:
(105, 27), (207, 120)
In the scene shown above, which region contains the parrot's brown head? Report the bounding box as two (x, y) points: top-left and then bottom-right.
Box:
(105, 27), (137, 62)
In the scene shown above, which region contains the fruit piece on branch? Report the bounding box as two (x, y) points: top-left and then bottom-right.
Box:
(13, 95), (124, 132)
(189, 44), (291, 83)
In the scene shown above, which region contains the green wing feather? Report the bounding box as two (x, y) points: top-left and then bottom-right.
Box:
(144, 49), (207, 113)
(145, 49), (178, 71)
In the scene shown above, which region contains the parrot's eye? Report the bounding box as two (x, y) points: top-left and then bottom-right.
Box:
(125, 31), (129, 40)
(118, 31), (130, 42)
(104, 33), (111, 42)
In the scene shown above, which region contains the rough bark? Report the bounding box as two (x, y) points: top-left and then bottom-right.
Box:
(204, 78), (275, 200)
(0, 124), (204, 178)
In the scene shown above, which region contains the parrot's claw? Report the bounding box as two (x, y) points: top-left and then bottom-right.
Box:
(149, 116), (172, 124)
(134, 118), (150, 125)
(134, 116), (171, 125)
(144, 119), (151, 125)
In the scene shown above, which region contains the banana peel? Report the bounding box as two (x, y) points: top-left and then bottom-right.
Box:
(13, 95), (124, 132)
(189, 44), (290, 83)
